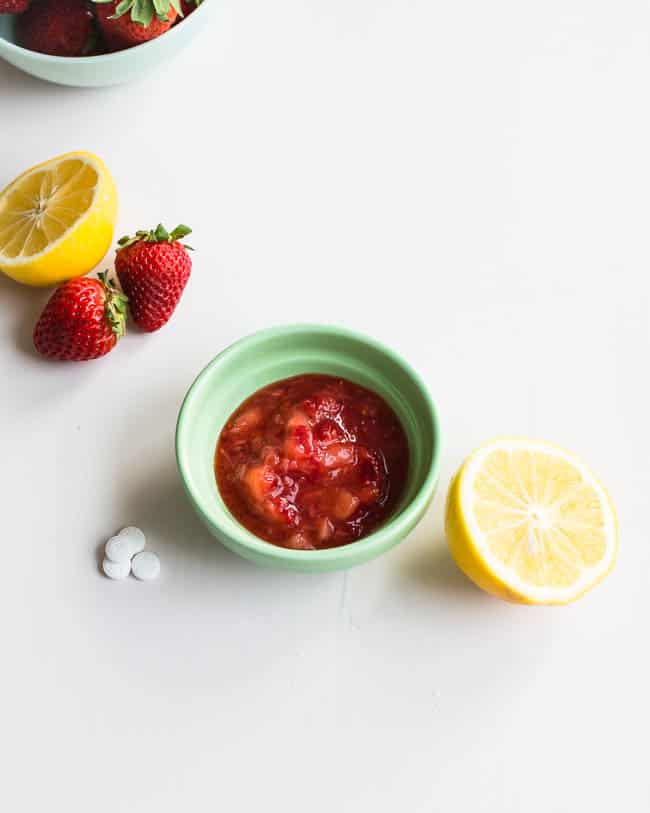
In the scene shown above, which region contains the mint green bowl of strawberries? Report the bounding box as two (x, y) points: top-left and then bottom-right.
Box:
(176, 325), (442, 573)
(0, 0), (215, 88)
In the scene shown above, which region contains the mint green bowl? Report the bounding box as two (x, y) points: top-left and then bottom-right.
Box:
(0, 2), (215, 87)
(176, 325), (441, 572)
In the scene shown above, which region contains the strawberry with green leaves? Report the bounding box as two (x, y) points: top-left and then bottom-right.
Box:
(93, 0), (181, 49)
(116, 224), (193, 333)
(33, 273), (128, 362)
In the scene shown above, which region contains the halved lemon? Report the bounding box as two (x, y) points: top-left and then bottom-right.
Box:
(0, 151), (118, 287)
(445, 438), (618, 604)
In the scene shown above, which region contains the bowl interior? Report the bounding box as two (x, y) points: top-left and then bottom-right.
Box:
(0, 3), (212, 48)
(177, 325), (439, 559)
(0, 14), (16, 44)
(0, 3), (215, 87)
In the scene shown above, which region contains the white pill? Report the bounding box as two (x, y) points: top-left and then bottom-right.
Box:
(131, 551), (160, 581)
(105, 526), (146, 563)
(102, 557), (131, 580)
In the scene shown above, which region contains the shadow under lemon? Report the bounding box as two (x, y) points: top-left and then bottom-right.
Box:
(404, 539), (478, 594)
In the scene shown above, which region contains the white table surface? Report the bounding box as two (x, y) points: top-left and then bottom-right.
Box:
(2, 2), (649, 811)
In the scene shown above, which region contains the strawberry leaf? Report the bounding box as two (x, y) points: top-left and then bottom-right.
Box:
(152, 0), (170, 22)
(113, 0), (134, 20)
(92, 0), (177, 25)
(169, 224), (192, 241)
(154, 223), (170, 241)
(98, 271), (129, 339)
(133, 0), (154, 26)
(117, 224), (193, 249)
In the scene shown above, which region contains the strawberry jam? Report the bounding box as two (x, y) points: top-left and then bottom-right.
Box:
(215, 374), (410, 550)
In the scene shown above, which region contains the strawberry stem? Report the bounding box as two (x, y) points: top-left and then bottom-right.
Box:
(98, 271), (128, 339)
(117, 224), (193, 249)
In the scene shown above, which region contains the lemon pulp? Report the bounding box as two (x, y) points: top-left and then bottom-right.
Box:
(445, 438), (618, 604)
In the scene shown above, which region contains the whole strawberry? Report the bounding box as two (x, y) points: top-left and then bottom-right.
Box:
(93, 0), (179, 50)
(34, 273), (127, 361)
(18, 0), (95, 58)
(0, 0), (31, 13)
(116, 224), (192, 333)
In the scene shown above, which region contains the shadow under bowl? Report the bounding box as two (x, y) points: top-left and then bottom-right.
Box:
(176, 324), (442, 573)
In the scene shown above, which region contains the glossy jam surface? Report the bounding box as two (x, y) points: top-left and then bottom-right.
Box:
(215, 375), (410, 550)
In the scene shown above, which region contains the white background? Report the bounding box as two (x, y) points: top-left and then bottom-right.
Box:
(1, 2), (649, 810)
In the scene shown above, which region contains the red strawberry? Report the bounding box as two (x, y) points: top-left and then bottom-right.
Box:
(93, 0), (178, 50)
(0, 0), (31, 13)
(34, 273), (128, 361)
(180, 0), (202, 17)
(18, 0), (95, 57)
(115, 224), (192, 333)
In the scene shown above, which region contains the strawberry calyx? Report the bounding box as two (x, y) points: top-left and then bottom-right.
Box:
(98, 271), (129, 338)
(92, 0), (183, 26)
(117, 223), (193, 250)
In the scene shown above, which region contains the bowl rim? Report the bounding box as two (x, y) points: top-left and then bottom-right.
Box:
(175, 323), (442, 565)
(0, 0), (212, 64)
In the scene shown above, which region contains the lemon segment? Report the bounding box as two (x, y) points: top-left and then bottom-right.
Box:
(445, 438), (618, 605)
(0, 152), (118, 287)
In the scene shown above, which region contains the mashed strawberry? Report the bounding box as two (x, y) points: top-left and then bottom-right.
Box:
(215, 375), (409, 550)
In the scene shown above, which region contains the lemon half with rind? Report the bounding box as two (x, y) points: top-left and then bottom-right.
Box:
(445, 438), (618, 605)
(0, 151), (117, 287)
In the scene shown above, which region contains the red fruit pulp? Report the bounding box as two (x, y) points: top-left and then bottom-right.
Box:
(215, 375), (410, 550)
